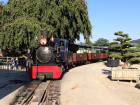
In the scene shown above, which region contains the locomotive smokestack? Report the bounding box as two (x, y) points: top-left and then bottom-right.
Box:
(41, 30), (49, 39)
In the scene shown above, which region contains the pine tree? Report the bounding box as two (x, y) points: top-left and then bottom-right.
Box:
(0, 0), (92, 54)
(108, 31), (140, 68)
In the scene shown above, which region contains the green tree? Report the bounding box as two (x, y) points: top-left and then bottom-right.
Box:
(0, 0), (92, 54)
(85, 40), (93, 46)
(93, 38), (109, 46)
(108, 31), (140, 68)
(0, 2), (5, 33)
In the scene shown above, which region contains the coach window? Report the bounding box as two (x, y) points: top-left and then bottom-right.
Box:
(59, 40), (64, 48)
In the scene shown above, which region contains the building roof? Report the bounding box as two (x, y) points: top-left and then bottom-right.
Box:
(91, 46), (108, 50)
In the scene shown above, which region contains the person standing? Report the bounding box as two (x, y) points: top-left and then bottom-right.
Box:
(15, 57), (18, 69)
(22, 49), (32, 71)
(10, 57), (15, 69)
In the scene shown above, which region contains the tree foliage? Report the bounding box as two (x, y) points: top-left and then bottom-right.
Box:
(0, 0), (92, 54)
(93, 38), (109, 46)
(85, 40), (93, 46)
(108, 31), (140, 68)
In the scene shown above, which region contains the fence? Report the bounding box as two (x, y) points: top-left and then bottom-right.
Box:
(0, 57), (29, 75)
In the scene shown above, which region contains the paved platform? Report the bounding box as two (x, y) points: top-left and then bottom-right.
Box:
(60, 62), (140, 105)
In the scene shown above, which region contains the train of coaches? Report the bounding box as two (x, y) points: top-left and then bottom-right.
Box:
(27, 30), (109, 79)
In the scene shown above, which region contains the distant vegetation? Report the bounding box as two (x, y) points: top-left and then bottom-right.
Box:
(84, 38), (109, 46)
(130, 39), (140, 47)
(93, 38), (109, 46)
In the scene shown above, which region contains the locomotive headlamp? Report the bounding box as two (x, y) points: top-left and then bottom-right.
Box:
(40, 38), (47, 45)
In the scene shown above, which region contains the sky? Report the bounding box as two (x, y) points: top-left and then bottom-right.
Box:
(2, 0), (140, 43)
(85, 0), (140, 43)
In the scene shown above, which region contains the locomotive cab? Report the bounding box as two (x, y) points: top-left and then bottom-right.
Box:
(54, 39), (73, 70)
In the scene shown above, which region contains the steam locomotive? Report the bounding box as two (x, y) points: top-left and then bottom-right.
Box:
(28, 30), (108, 79)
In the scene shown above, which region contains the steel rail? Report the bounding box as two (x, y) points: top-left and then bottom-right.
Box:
(39, 80), (51, 105)
(10, 80), (42, 105)
(27, 80), (51, 105)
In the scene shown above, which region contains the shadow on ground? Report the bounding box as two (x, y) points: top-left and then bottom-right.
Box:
(0, 71), (32, 99)
(103, 62), (109, 67)
(135, 84), (140, 89)
(102, 69), (112, 80)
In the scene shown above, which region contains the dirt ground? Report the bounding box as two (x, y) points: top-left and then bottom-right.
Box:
(60, 61), (140, 105)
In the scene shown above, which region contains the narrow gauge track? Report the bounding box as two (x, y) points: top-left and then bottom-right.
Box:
(11, 80), (51, 105)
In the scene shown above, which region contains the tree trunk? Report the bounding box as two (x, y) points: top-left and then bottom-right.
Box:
(123, 62), (128, 69)
(124, 60), (129, 69)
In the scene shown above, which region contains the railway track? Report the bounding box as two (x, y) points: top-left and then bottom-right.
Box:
(11, 80), (51, 105)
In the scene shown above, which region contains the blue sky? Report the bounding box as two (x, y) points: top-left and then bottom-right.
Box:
(84, 0), (140, 43)
(2, 0), (140, 43)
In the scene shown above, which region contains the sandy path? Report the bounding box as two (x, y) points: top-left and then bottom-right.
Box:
(60, 62), (140, 105)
